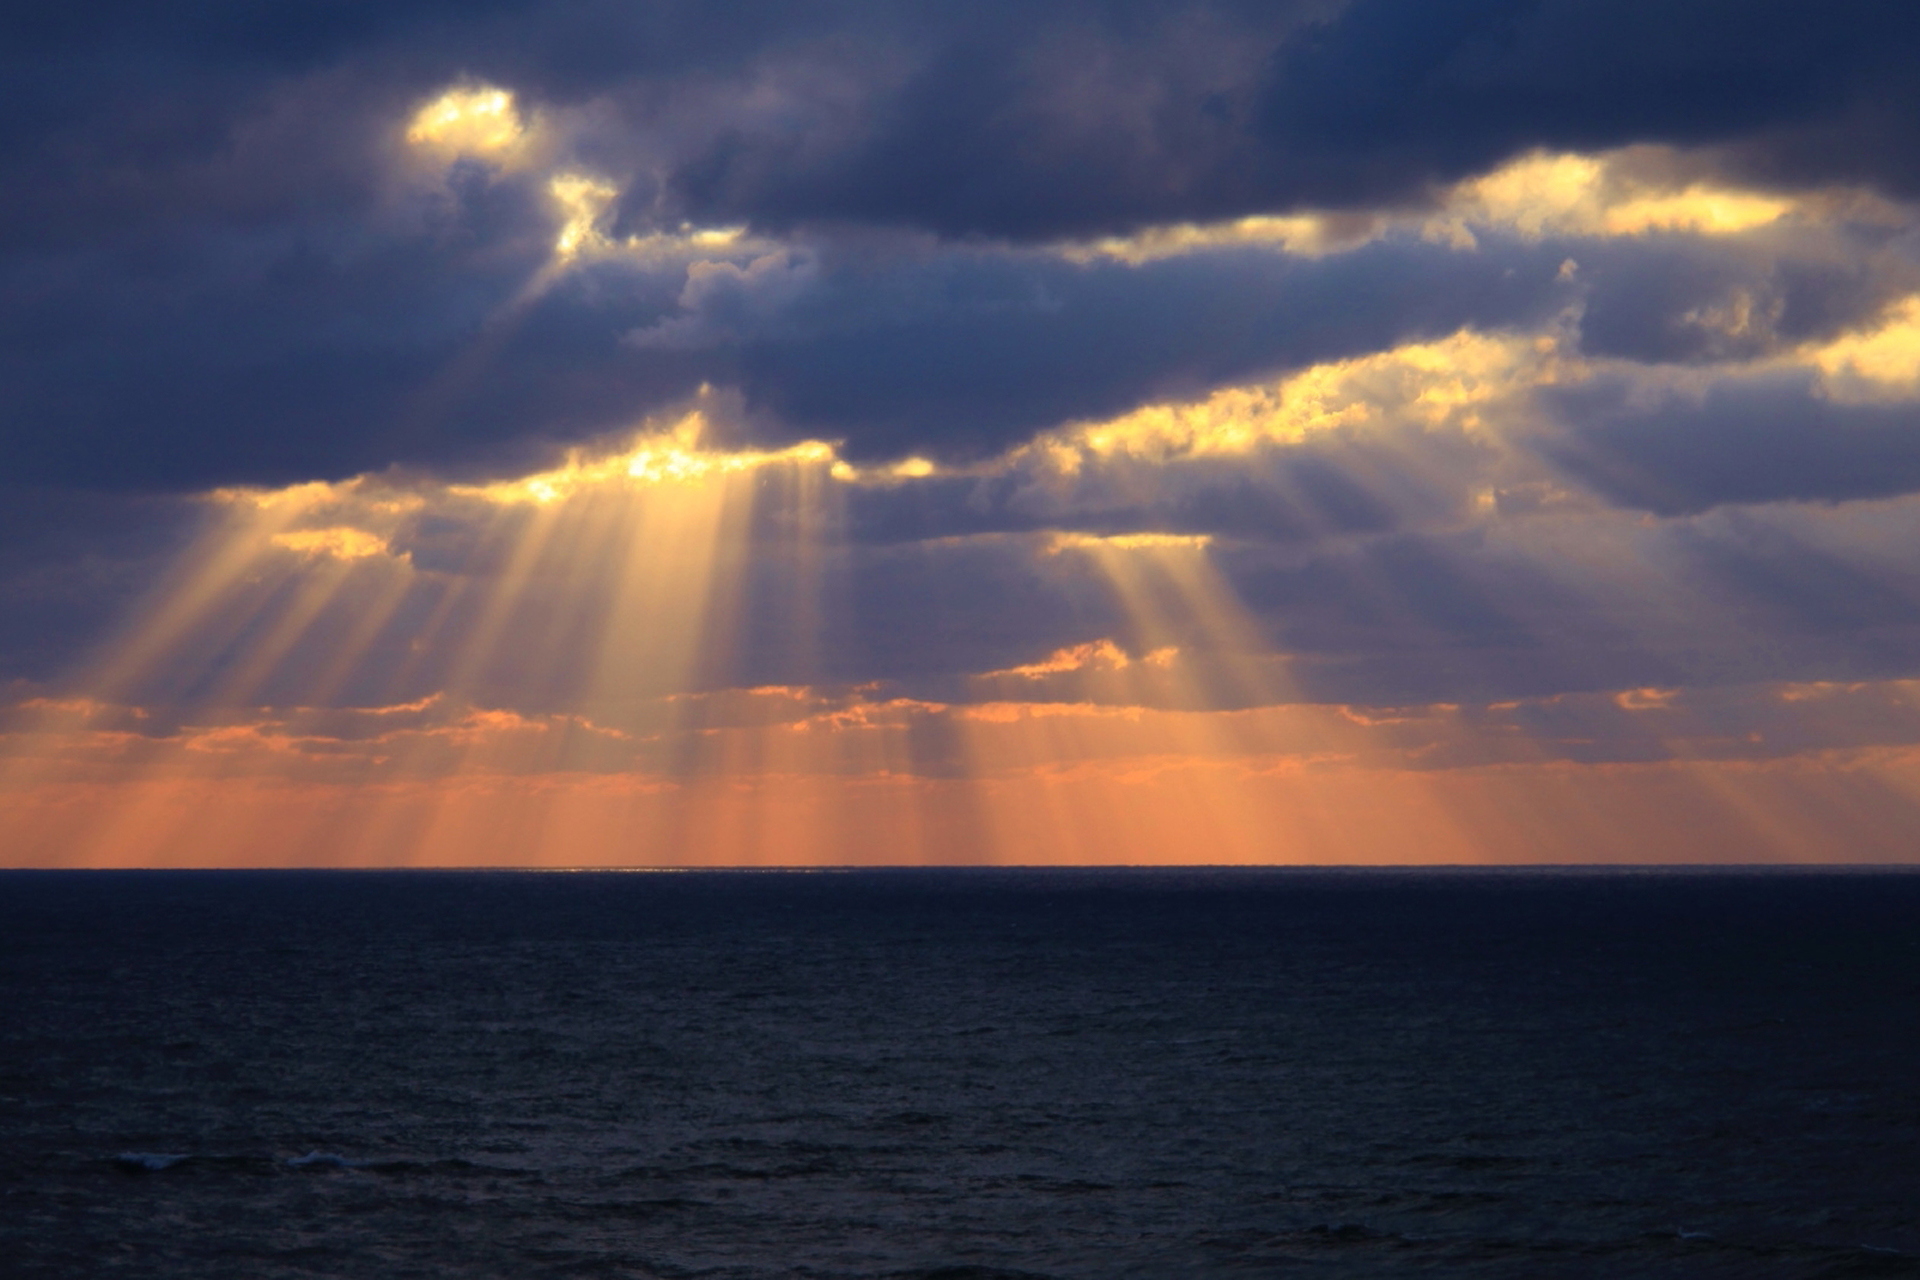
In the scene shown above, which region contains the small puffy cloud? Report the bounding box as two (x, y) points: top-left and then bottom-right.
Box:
(627, 248), (820, 349)
(270, 527), (396, 561)
(406, 86), (527, 160)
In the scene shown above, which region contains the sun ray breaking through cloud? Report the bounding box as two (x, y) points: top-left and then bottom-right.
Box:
(12, 316), (1920, 866)
(11, 35), (1920, 865)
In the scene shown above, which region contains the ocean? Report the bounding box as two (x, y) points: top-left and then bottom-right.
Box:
(2, 867), (1916, 1278)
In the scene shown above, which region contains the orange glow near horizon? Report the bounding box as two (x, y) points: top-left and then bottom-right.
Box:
(8, 330), (1920, 865)
(10, 688), (1920, 866)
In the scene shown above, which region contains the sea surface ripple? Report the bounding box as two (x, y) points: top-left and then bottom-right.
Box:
(2, 867), (1917, 1278)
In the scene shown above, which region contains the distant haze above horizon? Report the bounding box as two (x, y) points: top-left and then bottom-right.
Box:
(7, 1), (1920, 865)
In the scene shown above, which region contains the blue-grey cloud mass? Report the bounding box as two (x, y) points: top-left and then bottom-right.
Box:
(5, 0), (1920, 726)
(2, 0), (1919, 487)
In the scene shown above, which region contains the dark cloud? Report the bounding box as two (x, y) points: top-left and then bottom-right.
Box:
(1670, 508), (1920, 649)
(650, 0), (1920, 238)
(724, 235), (1569, 461)
(0, 217), (1572, 486)
(20, 2), (1917, 244)
(1223, 513), (1920, 705)
(840, 426), (1491, 548)
(7, 0), (1920, 493)
(0, 487), (210, 682)
(1571, 233), (1920, 366)
(817, 506), (1920, 708)
(1546, 372), (1920, 515)
(1253, 1), (1920, 209)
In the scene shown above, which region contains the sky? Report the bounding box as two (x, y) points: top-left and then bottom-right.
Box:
(6, 0), (1920, 866)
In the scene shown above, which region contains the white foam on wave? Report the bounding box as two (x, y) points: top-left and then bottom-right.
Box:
(113, 1152), (189, 1171)
(286, 1151), (356, 1169)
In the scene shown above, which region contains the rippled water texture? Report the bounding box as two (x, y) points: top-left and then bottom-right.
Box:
(3, 868), (1918, 1278)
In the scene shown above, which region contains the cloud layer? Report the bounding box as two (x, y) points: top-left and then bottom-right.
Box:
(7, 2), (1920, 863)
(4, 0), (1920, 487)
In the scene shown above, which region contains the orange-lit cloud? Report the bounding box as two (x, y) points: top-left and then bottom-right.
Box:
(406, 85), (528, 159)
(11, 678), (1920, 866)
(1809, 295), (1920, 398)
(1064, 147), (1821, 266)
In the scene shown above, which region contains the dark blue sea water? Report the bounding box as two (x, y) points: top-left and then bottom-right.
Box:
(2, 868), (1917, 1278)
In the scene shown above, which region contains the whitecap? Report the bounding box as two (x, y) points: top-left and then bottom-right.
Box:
(287, 1151), (356, 1169)
(112, 1152), (189, 1172)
